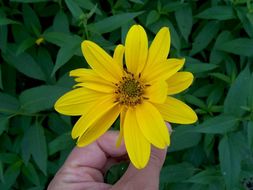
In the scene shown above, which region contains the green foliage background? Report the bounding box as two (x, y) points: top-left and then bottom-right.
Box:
(1, 0), (253, 189)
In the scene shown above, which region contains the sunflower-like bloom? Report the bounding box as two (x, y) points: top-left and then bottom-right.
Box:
(55, 25), (197, 169)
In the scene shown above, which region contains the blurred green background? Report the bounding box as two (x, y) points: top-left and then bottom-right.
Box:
(1, 0), (253, 189)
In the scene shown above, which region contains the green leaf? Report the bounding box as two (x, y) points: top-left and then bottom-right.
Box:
(0, 25), (8, 52)
(236, 7), (253, 38)
(22, 4), (41, 34)
(196, 6), (236, 20)
(21, 163), (40, 185)
(0, 161), (4, 183)
(224, 67), (251, 116)
(74, 0), (102, 15)
(53, 11), (70, 34)
(216, 38), (253, 56)
(194, 115), (239, 134)
(185, 63), (218, 73)
(10, 0), (49, 2)
(48, 132), (74, 156)
(160, 163), (196, 184)
(65, 0), (83, 19)
(16, 37), (36, 55)
(161, 2), (187, 13)
(0, 93), (19, 114)
(249, 73), (253, 109)
(190, 21), (220, 55)
(0, 65), (2, 89)
(175, 4), (193, 41)
(2, 50), (46, 81)
(36, 48), (55, 83)
(19, 85), (69, 114)
(0, 116), (9, 135)
(186, 168), (223, 185)
(88, 11), (144, 34)
(218, 133), (245, 189)
(26, 123), (47, 175)
(247, 121), (253, 149)
(0, 18), (20, 26)
(51, 44), (80, 76)
(146, 10), (160, 26)
(0, 161), (21, 189)
(168, 126), (202, 152)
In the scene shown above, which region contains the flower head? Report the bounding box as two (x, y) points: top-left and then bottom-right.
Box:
(55, 25), (197, 169)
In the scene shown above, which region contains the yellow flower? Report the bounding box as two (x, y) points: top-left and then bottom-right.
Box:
(54, 25), (197, 169)
(35, 37), (44, 45)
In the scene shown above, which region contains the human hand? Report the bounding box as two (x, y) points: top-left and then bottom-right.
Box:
(47, 131), (167, 190)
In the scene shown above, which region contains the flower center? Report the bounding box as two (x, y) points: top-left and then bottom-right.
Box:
(114, 73), (148, 106)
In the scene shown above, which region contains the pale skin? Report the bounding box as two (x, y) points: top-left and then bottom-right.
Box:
(47, 131), (167, 190)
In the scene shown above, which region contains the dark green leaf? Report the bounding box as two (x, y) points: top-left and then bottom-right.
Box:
(161, 2), (187, 13)
(49, 132), (74, 155)
(196, 6), (236, 20)
(88, 12), (144, 34)
(51, 44), (80, 76)
(16, 37), (36, 55)
(194, 115), (239, 134)
(186, 168), (223, 184)
(74, 0), (102, 15)
(0, 25), (8, 52)
(2, 50), (46, 81)
(0, 18), (20, 26)
(224, 67), (251, 116)
(0, 65), (2, 89)
(185, 63), (218, 73)
(146, 10), (160, 26)
(169, 126), (202, 152)
(0, 93), (19, 114)
(53, 11), (70, 34)
(247, 121), (253, 149)
(175, 4), (193, 41)
(190, 21), (220, 55)
(0, 116), (9, 135)
(22, 4), (41, 34)
(0, 161), (4, 183)
(218, 133), (246, 189)
(217, 38), (253, 56)
(21, 163), (40, 185)
(27, 123), (47, 175)
(19, 85), (69, 114)
(0, 161), (21, 189)
(236, 7), (253, 38)
(65, 0), (83, 19)
(10, 0), (49, 2)
(249, 73), (253, 109)
(160, 163), (196, 184)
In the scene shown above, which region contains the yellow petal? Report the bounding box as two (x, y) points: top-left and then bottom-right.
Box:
(125, 25), (148, 75)
(145, 27), (170, 71)
(71, 95), (118, 139)
(113, 44), (124, 69)
(156, 96), (198, 124)
(116, 109), (126, 147)
(77, 104), (121, 147)
(124, 108), (150, 169)
(166, 72), (194, 95)
(54, 88), (103, 116)
(142, 58), (185, 83)
(135, 101), (170, 149)
(70, 68), (116, 93)
(145, 80), (167, 104)
(81, 41), (122, 82)
(74, 82), (115, 93)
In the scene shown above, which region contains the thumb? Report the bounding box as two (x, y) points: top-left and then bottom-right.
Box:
(111, 146), (167, 190)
